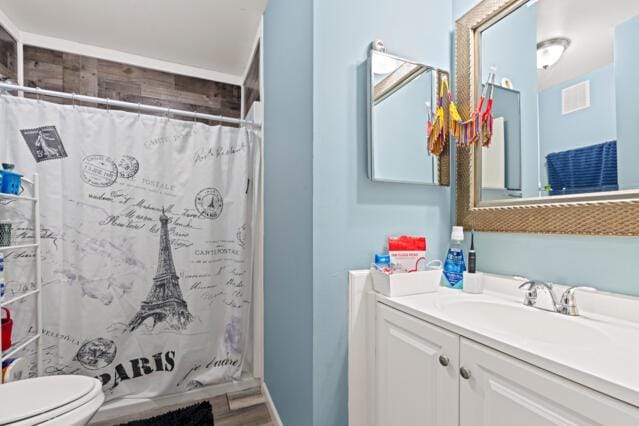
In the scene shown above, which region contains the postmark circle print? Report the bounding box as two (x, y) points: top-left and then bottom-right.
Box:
(195, 188), (224, 219)
(81, 155), (118, 187)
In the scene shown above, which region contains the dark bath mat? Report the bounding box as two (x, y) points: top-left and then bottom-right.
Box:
(117, 401), (214, 425)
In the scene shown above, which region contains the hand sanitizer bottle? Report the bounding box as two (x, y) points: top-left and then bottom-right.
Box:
(443, 226), (465, 289)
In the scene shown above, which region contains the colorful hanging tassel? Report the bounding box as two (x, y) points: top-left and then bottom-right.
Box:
(446, 71), (497, 148)
(467, 76), (491, 146)
(448, 89), (465, 144)
(480, 73), (496, 147)
(427, 75), (449, 156)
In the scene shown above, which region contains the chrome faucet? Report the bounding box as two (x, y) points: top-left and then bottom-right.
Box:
(519, 280), (560, 311)
(518, 280), (595, 316)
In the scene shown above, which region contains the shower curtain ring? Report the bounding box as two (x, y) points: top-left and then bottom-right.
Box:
(71, 92), (76, 108)
(106, 98), (110, 112)
(137, 102), (141, 118)
(35, 87), (40, 102)
(166, 107), (171, 119)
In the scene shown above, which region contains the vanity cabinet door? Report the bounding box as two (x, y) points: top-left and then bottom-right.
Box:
(375, 303), (459, 426)
(459, 338), (639, 426)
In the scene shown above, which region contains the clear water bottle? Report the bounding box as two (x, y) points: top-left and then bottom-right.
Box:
(443, 226), (465, 289)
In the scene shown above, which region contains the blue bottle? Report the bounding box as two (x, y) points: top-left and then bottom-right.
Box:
(0, 164), (23, 195)
(443, 226), (465, 289)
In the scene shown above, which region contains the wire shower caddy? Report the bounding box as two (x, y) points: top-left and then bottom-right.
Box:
(0, 173), (43, 381)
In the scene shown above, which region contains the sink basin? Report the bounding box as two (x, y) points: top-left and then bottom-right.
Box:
(436, 298), (611, 347)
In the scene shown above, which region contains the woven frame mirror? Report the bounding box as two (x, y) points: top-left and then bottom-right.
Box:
(455, 0), (639, 236)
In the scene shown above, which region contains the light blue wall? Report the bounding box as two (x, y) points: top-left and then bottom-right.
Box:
(539, 64), (617, 155)
(615, 16), (639, 189)
(263, 0), (314, 424)
(474, 233), (639, 297)
(453, 0), (639, 297)
(538, 64), (617, 187)
(373, 71), (436, 184)
(480, 4), (538, 197)
(454, 0), (480, 21)
(313, 0), (453, 424)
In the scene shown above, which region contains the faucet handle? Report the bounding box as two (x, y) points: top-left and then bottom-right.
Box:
(518, 280), (538, 306)
(519, 280), (560, 309)
(518, 280), (552, 290)
(559, 286), (596, 316)
(518, 280), (534, 290)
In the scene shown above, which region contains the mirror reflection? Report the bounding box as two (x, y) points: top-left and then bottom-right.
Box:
(368, 50), (448, 185)
(479, 0), (639, 202)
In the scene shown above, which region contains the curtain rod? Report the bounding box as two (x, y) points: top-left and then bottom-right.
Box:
(0, 82), (259, 127)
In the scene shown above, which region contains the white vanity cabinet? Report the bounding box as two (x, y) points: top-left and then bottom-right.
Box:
(374, 302), (639, 426)
(375, 303), (459, 426)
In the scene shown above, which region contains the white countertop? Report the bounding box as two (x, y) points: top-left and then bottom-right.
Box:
(371, 272), (639, 407)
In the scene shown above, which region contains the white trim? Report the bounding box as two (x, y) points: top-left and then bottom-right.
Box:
(262, 382), (284, 426)
(90, 377), (261, 424)
(0, 7), (22, 84)
(250, 16), (265, 381)
(242, 19), (264, 82)
(348, 271), (376, 426)
(16, 40), (23, 86)
(249, 101), (264, 379)
(241, 85), (246, 119)
(19, 31), (243, 85)
(0, 7), (21, 41)
(241, 19), (263, 118)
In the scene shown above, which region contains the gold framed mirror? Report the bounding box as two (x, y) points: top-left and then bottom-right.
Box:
(455, 0), (639, 236)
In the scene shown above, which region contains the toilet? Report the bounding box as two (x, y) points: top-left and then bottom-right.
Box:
(0, 376), (104, 425)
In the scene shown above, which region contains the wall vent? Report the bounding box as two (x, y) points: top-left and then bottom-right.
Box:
(561, 80), (590, 115)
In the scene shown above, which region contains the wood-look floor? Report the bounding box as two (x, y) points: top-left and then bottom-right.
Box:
(92, 387), (274, 426)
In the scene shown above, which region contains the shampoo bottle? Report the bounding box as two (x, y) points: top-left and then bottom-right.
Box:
(442, 226), (465, 289)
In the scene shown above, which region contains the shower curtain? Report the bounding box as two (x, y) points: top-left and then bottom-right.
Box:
(1, 95), (260, 401)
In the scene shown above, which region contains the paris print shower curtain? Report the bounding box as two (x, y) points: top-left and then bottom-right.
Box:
(1, 95), (260, 400)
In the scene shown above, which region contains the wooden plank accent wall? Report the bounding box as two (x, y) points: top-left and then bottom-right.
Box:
(0, 26), (17, 81)
(22, 46), (241, 124)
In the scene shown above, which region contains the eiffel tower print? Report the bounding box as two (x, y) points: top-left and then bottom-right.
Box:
(128, 208), (193, 332)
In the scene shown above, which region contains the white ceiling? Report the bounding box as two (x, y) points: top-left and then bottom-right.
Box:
(536, 0), (639, 90)
(0, 0), (267, 79)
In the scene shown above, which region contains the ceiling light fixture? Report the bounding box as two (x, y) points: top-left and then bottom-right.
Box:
(537, 37), (570, 70)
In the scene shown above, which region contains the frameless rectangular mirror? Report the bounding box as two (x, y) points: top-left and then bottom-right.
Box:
(478, 0), (639, 205)
(367, 48), (449, 186)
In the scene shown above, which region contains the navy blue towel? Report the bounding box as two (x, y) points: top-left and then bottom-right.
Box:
(546, 141), (618, 196)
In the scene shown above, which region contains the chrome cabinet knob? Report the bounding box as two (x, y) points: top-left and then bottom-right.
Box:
(460, 367), (472, 379)
(438, 355), (449, 367)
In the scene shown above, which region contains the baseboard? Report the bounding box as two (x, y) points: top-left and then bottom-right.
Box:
(349, 270), (375, 426)
(90, 376), (260, 424)
(261, 381), (283, 426)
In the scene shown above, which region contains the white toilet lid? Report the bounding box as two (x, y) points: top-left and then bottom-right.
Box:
(0, 375), (101, 425)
